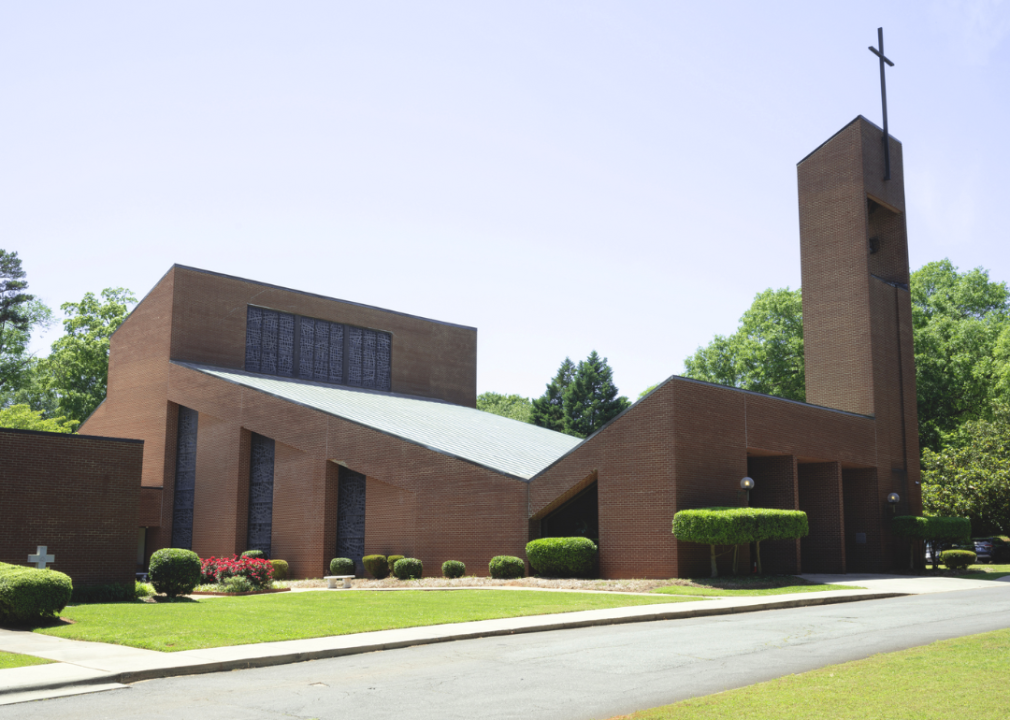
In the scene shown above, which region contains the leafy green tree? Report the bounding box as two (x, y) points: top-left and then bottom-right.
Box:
(476, 392), (533, 423)
(0, 250), (53, 395)
(683, 288), (805, 401)
(562, 351), (630, 438)
(921, 415), (1010, 537)
(638, 384), (659, 400)
(531, 357), (576, 433)
(0, 404), (77, 433)
(911, 260), (1010, 451)
(38, 287), (136, 424)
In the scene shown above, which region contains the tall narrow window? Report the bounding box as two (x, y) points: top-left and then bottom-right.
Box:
(171, 406), (199, 550)
(247, 433), (275, 557)
(336, 466), (367, 575)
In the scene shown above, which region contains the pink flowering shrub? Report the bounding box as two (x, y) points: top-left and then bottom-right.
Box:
(200, 555), (273, 589)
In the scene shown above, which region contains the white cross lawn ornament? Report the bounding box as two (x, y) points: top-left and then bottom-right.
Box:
(28, 545), (55, 569)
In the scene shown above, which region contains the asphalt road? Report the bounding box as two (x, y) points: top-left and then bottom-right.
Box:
(7, 586), (1010, 720)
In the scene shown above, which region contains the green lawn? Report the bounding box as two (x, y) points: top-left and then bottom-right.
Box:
(36, 589), (692, 652)
(651, 576), (864, 597)
(610, 628), (1010, 720)
(0, 651), (53, 670)
(960, 563), (1010, 580)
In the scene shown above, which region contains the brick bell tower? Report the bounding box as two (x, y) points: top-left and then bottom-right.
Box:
(797, 116), (922, 568)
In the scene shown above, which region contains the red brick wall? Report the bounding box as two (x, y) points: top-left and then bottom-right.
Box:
(798, 461), (846, 573)
(747, 455), (800, 574)
(0, 428), (143, 586)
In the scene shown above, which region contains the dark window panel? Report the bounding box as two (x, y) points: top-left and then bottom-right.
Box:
(376, 332), (392, 391)
(171, 406), (199, 550)
(347, 326), (363, 387)
(278, 313), (295, 377)
(245, 307), (263, 373)
(328, 323), (344, 384)
(299, 318), (315, 380)
(336, 466), (366, 575)
(261, 310), (279, 375)
(313, 320), (330, 382)
(247, 433), (275, 557)
(362, 330), (377, 388)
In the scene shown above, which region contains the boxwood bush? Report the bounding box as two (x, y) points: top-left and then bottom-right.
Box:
(941, 549), (977, 571)
(392, 557), (423, 580)
(672, 507), (809, 577)
(329, 557), (355, 576)
(0, 562), (73, 623)
(149, 548), (202, 597)
(489, 555), (525, 579)
(270, 559), (289, 580)
(241, 549), (265, 559)
(386, 555), (405, 574)
(363, 554), (388, 579)
(526, 537), (598, 578)
(442, 560), (466, 579)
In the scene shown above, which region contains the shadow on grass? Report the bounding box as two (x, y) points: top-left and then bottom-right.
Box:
(0, 615), (74, 631)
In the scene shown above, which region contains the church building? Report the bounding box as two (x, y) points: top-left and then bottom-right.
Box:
(81, 115), (922, 579)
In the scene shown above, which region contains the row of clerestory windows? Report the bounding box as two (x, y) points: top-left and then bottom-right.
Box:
(244, 305), (392, 391)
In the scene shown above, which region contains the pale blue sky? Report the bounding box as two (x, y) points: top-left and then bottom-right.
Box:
(4, 1), (1008, 400)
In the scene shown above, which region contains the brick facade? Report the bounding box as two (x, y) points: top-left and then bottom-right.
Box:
(0, 428), (143, 586)
(79, 115), (921, 579)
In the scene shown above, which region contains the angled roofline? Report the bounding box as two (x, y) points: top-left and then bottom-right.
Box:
(796, 115), (903, 167)
(0, 425), (144, 444)
(173, 361), (540, 482)
(529, 373), (873, 480)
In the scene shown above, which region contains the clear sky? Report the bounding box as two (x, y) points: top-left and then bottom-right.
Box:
(4, 1), (1008, 401)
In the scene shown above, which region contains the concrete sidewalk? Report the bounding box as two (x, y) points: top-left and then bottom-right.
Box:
(1, 574), (1004, 706)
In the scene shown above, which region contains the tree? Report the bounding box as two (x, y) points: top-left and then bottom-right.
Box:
(910, 260), (1010, 451)
(920, 415), (1010, 539)
(0, 250), (52, 395)
(683, 288), (805, 402)
(0, 404), (76, 433)
(476, 392), (533, 423)
(562, 351), (630, 438)
(38, 287), (136, 424)
(892, 515), (972, 572)
(531, 357), (576, 433)
(638, 384), (659, 400)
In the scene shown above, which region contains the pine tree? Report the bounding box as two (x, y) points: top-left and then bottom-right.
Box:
(562, 351), (630, 438)
(530, 357), (576, 433)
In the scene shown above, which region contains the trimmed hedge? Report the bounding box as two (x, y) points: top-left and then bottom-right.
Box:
(672, 507), (809, 577)
(270, 559), (289, 580)
(241, 550), (266, 559)
(941, 549), (976, 571)
(363, 555), (389, 579)
(387, 555), (405, 574)
(442, 560), (466, 579)
(392, 558), (423, 580)
(70, 582), (136, 604)
(489, 555), (525, 579)
(526, 537), (598, 578)
(149, 548), (202, 597)
(329, 558), (355, 576)
(0, 562), (73, 623)
(893, 516), (971, 570)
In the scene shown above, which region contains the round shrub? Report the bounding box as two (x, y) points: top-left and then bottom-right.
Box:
(149, 548), (202, 597)
(270, 559), (289, 580)
(330, 557), (355, 576)
(387, 555), (405, 574)
(442, 560), (466, 579)
(363, 555), (389, 579)
(241, 549), (265, 559)
(941, 549), (977, 571)
(489, 555), (525, 579)
(526, 537), (598, 578)
(0, 563), (73, 623)
(393, 557), (423, 580)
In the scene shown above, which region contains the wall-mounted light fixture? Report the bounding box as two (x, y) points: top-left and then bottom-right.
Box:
(887, 492), (900, 514)
(741, 476), (755, 506)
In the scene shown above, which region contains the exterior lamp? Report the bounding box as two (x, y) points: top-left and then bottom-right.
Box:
(887, 492), (900, 514)
(741, 476), (755, 505)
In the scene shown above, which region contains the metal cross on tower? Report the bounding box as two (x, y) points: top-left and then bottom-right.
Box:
(868, 27), (895, 180)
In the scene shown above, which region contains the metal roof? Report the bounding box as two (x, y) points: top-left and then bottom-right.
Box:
(176, 362), (583, 481)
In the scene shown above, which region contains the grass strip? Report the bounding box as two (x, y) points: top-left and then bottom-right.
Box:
(36, 589), (691, 652)
(651, 583), (862, 597)
(0, 651), (53, 670)
(611, 628), (1010, 720)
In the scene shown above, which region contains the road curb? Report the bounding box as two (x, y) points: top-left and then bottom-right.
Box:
(2, 590), (907, 699)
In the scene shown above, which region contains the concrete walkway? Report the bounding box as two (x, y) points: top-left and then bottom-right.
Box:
(0, 573), (1003, 706)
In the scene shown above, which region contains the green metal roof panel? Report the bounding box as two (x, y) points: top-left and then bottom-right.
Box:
(175, 362), (583, 480)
